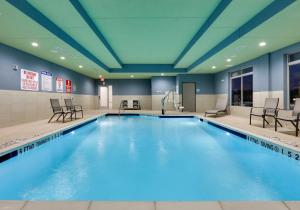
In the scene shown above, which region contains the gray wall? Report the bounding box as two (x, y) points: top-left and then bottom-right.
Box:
(0, 43), (97, 95)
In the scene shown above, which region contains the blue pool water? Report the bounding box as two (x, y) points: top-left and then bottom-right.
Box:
(1, 115), (300, 200)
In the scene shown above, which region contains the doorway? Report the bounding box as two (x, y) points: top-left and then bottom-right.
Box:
(182, 82), (196, 112)
(98, 85), (113, 109)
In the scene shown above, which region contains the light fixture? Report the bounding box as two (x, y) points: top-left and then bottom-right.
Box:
(212, 66), (216, 69)
(99, 75), (102, 78)
(259, 42), (266, 47)
(161, 73), (165, 76)
(226, 58), (231, 62)
(130, 75), (134, 78)
(60, 56), (65, 60)
(31, 42), (39, 47)
(79, 65), (83, 68)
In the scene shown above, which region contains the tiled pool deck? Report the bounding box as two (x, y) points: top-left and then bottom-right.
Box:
(1, 110), (300, 209)
(0, 201), (300, 210)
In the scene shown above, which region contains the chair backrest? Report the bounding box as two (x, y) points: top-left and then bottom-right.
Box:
(121, 100), (128, 108)
(263, 98), (279, 115)
(292, 98), (300, 116)
(64, 98), (73, 110)
(264, 98), (279, 109)
(50, 99), (62, 113)
(215, 96), (228, 111)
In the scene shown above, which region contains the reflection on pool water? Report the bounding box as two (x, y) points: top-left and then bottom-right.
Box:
(0, 115), (300, 200)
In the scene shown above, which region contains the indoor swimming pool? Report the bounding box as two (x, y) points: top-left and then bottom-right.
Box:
(0, 115), (300, 200)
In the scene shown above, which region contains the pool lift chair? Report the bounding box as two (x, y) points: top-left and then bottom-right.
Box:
(249, 98), (282, 128)
(48, 99), (73, 123)
(275, 98), (300, 136)
(64, 98), (83, 119)
(161, 91), (184, 115)
(204, 96), (228, 117)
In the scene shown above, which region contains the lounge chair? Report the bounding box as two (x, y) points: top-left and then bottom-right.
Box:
(64, 98), (83, 119)
(205, 96), (228, 117)
(250, 98), (281, 128)
(275, 98), (300, 136)
(48, 99), (73, 123)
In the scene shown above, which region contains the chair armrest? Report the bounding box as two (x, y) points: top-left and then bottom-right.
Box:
(276, 109), (294, 118)
(74, 104), (83, 110)
(250, 107), (264, 114)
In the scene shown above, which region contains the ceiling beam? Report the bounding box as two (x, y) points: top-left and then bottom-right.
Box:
(187, 0), (296, 72)
(7, 0), (110, 72)
(69, 0), (123, 67)
(173, 0), (232, 67)
(110, 64), (187, 73)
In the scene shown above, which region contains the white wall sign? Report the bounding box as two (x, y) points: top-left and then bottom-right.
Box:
(41, 71), (53, 91)
(56, 77), (63, 92)
(21, 69), (39, 91)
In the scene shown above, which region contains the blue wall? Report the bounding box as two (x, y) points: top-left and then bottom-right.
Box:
(270, 42), (300, 91)
(105, 79), (151, 95)
(177, 74), (215, 95)
(214, 41), (300, 96)
(0, 44), (97, 95)
(214, 54), (270, 94)
(151, 76), (176, 95)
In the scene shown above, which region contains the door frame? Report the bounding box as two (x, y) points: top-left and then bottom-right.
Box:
(182, 82), (196, 112)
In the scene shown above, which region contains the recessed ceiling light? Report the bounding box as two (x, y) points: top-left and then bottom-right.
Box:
(212, 66), (216, 69)
(259, 42), (266, 47)
(31, 42), (38, 47)
(60, 56), (65, 60)
(161, 73), (165, 76)
(130, 75), (134, 78)
(79, 65), (83, 68)
(226, 58), (231, 62)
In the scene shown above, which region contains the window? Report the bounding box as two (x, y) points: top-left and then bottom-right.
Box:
(230, 68), (253, 107)
(288, 52), (300, 106)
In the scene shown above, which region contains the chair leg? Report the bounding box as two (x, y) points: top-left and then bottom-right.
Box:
(276, 119), (283, 127)
(48, 113), (58, 123)
(264, 119), (270, 125)
(275, 118), (278, 131)
(81, 110), (83, 118)
(249, 114), (252, 125)
(263, 116), (265, 128)
(296, 120), (299, 137)
(56, 113), (63, 121)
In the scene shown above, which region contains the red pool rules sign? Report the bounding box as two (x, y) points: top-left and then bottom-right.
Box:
(66, 80), (72, 93)
(20, 69), (39, 91)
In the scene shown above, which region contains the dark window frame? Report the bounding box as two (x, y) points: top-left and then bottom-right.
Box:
(230, 67), (253, 107)
(288, 52), (300, 108)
